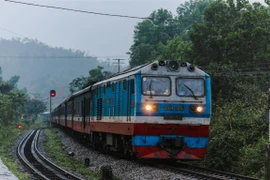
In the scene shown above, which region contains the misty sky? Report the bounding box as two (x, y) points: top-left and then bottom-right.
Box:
(0, 0), (266, 62)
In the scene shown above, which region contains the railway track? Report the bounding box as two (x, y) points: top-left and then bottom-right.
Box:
(159, 162), (259, 180)
(17, 128), (84, 180)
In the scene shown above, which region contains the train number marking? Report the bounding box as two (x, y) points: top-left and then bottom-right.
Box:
(164, 105), (185, 111)
(164, 114), (182, 120)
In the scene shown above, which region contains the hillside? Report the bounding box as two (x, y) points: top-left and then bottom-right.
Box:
(0, 38), (104, 106)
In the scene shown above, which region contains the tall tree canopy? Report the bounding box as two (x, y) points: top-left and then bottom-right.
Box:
(69, 66), (112, 93)
(0, 69), (26, 125)
(129, 9), (176, 67)
(129, 0), (211, 67)
(189, 0), (270, 66)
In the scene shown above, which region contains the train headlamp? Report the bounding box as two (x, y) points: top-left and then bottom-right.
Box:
(188, 64), (195, 72)
(143, 104), (158, 113)
(168, 60), (179, 71)
(151, 63), (158, 70)
(190, 105), (204, 113)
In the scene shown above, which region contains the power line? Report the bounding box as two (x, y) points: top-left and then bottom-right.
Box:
(4, 0), (149, 20)
(0, 25), (25, 37)
(0, 55), (128, 59)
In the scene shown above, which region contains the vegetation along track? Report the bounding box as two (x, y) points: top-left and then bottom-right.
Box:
(17, 128), (84, 180)
(159, 162), (259, 180)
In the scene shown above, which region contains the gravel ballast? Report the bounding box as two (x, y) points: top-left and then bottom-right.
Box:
(38, 127), (197, 180)
(12, 128), (198, 180)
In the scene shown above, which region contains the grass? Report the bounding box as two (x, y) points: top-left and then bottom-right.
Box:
(0, 118), (47, 180)
(43, 128), (100, 180)
(0, 118), (116, 180)
(0, 126), (28, 180)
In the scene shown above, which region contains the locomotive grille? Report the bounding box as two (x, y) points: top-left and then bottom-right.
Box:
(159, 136), (185, 149)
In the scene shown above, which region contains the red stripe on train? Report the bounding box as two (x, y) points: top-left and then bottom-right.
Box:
(65, 120), (210, 137)
(133, 124), (210, 136)
(90, 122), (209, 136)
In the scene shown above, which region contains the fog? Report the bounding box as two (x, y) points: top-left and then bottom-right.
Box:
(0, 0), (188, 59)
(0, 0), (266, 58)
(0, 0), (266, 102)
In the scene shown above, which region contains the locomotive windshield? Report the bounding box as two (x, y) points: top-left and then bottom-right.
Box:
(176, 78), (205, 97)
(142, 77), (171, 96)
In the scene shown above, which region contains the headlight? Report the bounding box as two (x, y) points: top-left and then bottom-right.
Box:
(143, 104), (158, 113)
(190, 105), (204, 113)
(168, 60), (179, 71)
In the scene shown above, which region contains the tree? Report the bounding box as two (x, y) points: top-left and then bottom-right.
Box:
(176, 0), (212, 41)
(129, 9), (176, 67)
(158, 36), (192, 61)
(129, 1), (213, 67)
(69, 76), (87, 93)
(69, 66), (112, 93)
(0, 73), (26, 125)
(24, 95), (47, 123)
(189, 0), (270, 66)
(9, 75), (20, 85)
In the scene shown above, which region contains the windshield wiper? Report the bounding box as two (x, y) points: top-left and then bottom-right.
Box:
(183, 84), (198, 100)
(149, 79), (153, 98)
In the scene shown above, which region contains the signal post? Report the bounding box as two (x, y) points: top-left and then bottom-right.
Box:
(266, 88), (270, 179)
(50, 90), (56, 128)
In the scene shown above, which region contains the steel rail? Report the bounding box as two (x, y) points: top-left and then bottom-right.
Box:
(17, 128), (84, 180)
(34, 129), (84, 180)
(160, 162), (259, 180)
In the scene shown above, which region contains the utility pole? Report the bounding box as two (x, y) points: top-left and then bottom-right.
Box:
(266, 88), (270, 179)
(113, 59), (125, 73)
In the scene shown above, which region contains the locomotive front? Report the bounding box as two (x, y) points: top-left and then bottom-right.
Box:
(133, 60), (211, 159)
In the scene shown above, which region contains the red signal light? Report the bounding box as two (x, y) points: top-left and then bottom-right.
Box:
(50, 90), (56, 97)
(17, 124), (22, 129)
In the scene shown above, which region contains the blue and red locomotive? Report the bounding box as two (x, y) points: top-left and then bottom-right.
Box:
(52, 60), (211, 160)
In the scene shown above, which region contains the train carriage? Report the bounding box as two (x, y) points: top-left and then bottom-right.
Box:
(52, 60), (211, 160)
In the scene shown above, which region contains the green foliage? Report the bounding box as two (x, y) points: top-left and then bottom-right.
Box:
(129, 43), (155, 67)
(24, 94), (47, 121)
(69, 76), (87, 93)
(189, 0), (270, 66)
(0, 119), (48, 180)
(0, 91), (26, 125)
(202, 98), (267, 171)
(0, 81), (14, 94)
(200, 63), (268, 178)
(0, 65), (27, 125)
(176, 0), (212, 41)
(158, 36), (192, 60)
(8, 75), (20, 86)
(69, 66), (112, 93)
(237, 137), (267, 178)
(129, 9), (176, 67)
(44, 128), (100, 179)
(0, 125), (30, 180)
(88, 66), (111, 82)
(129, 0), (211, 67)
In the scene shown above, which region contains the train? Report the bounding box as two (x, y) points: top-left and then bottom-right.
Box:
(51, 60), (211, 160)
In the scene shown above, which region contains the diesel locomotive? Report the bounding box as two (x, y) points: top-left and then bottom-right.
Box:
(52, 60), (211, 160)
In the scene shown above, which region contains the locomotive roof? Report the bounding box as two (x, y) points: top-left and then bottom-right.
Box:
(92, 60), (208, 87)
(57, 60), (209, 103)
